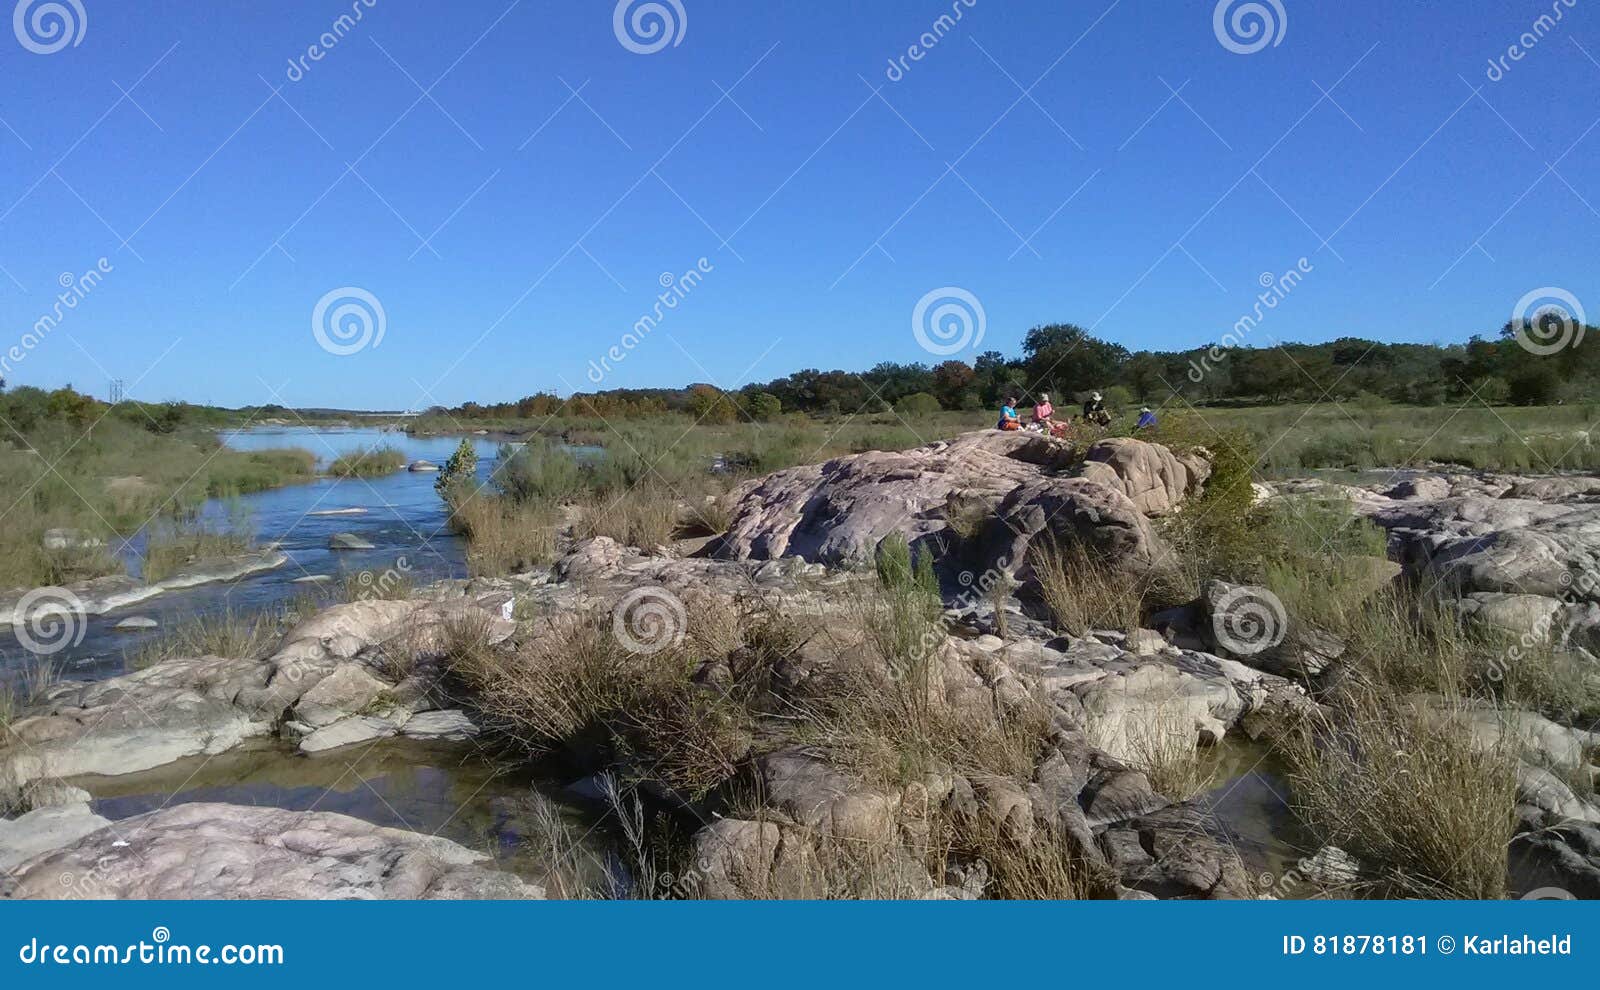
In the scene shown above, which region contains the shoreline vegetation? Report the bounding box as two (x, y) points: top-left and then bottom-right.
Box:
(0, 387), (321, 590)
(325, 444), (406, 478)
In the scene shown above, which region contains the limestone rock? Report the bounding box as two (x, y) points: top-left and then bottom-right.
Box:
(0, 803), (541, 899)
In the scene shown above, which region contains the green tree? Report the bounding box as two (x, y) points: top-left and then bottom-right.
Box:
(894, 392), (941, 416)
(435, 438), (478, 503)
(1021, 324), (1129, 395)
(746, 391), (782, 421)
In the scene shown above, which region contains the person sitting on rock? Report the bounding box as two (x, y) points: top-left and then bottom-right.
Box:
(1082, 391), (1111, 427)
(996, 396), (1021, 431)
(1135, 406), (1157, 430)
(1031, 392), (1054, 429)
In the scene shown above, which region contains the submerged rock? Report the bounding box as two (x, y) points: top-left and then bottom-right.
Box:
(328, 532), (376, 550)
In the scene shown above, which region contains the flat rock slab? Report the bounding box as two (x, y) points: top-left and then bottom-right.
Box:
(0, 802), (111, 874)
(0, 803), (543, 899)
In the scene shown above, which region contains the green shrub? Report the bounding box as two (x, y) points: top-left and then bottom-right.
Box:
(493, 441), (584, 504)
(326, 445), (405, 478)
(894, 392), (942, 416)
(435, 438), (479, 503)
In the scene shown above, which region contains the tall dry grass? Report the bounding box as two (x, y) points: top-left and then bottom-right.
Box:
(1282, 682), (1519, 899)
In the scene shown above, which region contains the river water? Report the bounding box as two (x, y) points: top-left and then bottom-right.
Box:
(2, 427), (623, 885)
(1, 427), (532, 681)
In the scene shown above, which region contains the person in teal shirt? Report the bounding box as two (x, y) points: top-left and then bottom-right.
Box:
(996, 396), (1020, 430)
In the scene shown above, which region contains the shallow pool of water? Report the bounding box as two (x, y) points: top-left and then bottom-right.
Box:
(78, 738), (616, 891)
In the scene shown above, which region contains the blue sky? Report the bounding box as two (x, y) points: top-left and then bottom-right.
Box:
(1, 0), (1596, 409)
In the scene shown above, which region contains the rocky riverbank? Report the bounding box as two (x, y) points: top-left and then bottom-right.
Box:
(3, 431), (1597, 899)
(1, 549), (290, 627)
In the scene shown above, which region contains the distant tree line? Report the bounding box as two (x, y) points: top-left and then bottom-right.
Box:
(430, 314), (1599, 422)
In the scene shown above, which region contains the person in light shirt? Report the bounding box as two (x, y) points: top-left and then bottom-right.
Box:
(1031, 392), (1054, 429)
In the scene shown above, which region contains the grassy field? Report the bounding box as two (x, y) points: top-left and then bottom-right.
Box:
(425, 399), (1600, 480)
(1188, 402), (1600, 475)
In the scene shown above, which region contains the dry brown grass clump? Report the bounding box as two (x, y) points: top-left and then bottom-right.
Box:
(451, 495), (558, 577)
(126, 607), (282, 669)
(1088, 711), (1221, 802)
(573, 490), (679, 549)
(1283, 681), (1519, 899)
(443, 605), (752, 799)
(141, 512), (256, 582)
(1034, 537), (1145, 637)
(941, 494), (991, 545)
(0, 656), (60, 731)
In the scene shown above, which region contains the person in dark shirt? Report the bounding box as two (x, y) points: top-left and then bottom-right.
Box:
(1136, 406), (1157, 430)
(1082, 391), (1110, 427)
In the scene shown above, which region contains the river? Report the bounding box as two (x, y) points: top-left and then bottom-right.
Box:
(2, 427), (620, 887)
(1, 426), (568, 681)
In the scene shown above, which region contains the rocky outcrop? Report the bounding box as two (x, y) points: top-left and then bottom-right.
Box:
(989, 477), (1167, 580)
(714, 430), (1199, 582)
(1069, 437), (1211, 516)
(1258, 470), (1600, 661)
(0, 597), (513, 803)
(1, 803), (542, 899)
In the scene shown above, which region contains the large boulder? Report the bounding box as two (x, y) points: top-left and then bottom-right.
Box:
(0, 803), (542, 899)
(1069, 437), (1210, 516)
(988, 476), (1168, 582)
(713, 431), (1196, 571)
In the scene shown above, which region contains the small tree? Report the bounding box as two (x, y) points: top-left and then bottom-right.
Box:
(435, 438), (478, 503)
(747, 391), (782, 421)
(894, 392), (941, 416)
